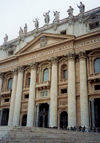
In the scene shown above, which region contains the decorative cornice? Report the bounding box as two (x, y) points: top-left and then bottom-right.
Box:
(68, 51), (76, 60)
(18, 66), (24, 72)
(28, 62), (38, 70)
(49, 57), (58, 65)
(79, 51), (87, 59)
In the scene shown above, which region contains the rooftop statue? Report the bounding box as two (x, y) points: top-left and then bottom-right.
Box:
(24, 23), (27, 34)
(43, 10), (50, 25)
(33, 18), (39, 29)
(4, 34), (8, 43)
(77, 2), (85, 14)
(19, 27), (23, 36)
(67, 6), (74, 16)
(53, 11), (60, 22)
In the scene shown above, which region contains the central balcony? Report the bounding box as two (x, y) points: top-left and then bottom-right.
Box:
(36, 81), (51, 90)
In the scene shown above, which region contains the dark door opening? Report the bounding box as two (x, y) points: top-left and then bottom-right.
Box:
(38, 103), (49, 128)
(60, 111), (68, 128)
(21, 114), (27, 126)
(1, 109), (9, 126)
(94, 98), (100, 127)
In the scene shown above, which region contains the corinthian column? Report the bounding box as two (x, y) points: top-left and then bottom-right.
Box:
(79, 51), (89, 127)
(8, 68), (18, 126)
(50, 57), (58, 127)
(68, 52), (76, 127)
(13, 66), (24, 126)
(27, 62), (37, 127)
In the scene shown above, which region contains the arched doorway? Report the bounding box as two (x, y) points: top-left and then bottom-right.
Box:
(21, 114), (27, 126)
(60, 111), (68, 128)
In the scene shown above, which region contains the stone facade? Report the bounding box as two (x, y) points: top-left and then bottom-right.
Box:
(0, 5), (100, 129)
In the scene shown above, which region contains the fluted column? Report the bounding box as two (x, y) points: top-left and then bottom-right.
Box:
(13, 66), (24, 126)
(27, 62), (37, 127)
(8, 68), (18, 126)
(79, 51), (89, 127)
(50, 57), (58, 127)
(68, 52), (76, 127)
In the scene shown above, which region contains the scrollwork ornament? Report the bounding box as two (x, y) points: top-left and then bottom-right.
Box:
(68, 51), (76, 60)
(79, 51), (87, 59)
(49, 57), (58, 65)
(18, 66), (24, 72)
(11, 68), (18, 75)
(29, 62), (38, 70)
(0, 72), (3, 79)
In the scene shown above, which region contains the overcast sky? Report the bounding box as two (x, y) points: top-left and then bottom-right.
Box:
(0, 0), (100, 45)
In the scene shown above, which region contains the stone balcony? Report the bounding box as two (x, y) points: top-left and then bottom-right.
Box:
(0, 89), (12, 97)
(58, 78), (68, 85)
(88, 73), (100, 83)
(36, 81), (51, 90)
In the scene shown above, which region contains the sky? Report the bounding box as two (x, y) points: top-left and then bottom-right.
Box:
(0, 0), (100, 45)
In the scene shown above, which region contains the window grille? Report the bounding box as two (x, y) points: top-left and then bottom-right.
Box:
(8, 78), (13, 89)
(94, 58), (100, 73)
(43, 68), (49, 81)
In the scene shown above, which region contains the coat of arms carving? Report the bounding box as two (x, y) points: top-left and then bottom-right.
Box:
(40, 35), (47, 47)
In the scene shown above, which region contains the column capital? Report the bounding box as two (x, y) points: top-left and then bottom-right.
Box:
(90, 98), (94, 102)
(0, 73), (3, 79)
(36, 103), (39, 107)
(12, 68), (18, 75)
(18, 66), (24, 72)
(79, 51), (87, 59)
(68, 51), (75, 61)
(49, 57), (58, 65)
(29, 62), (38, 70)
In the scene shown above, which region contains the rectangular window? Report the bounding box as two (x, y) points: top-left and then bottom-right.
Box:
(61, 89), (67, 94)
(40, 91), (48, 97)
(60, 30), (66, 35)
(4, 98), (9, 102)
(25, 94), (29, 99)
(63, 70), (67, 79)
(95, 85), (100, 90)
(8, 50), (14, 56)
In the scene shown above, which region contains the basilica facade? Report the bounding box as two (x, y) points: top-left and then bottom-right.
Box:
(0, 4), (100, 129)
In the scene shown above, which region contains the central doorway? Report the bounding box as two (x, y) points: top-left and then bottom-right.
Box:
(21, 114), (27, 126)
(60, 111), (68, 128)
(38, 103), (49, 128)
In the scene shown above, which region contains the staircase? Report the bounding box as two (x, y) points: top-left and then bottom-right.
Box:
(0, 127), (100, 143)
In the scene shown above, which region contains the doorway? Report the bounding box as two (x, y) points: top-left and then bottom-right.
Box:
(60, 111), (68, 128)
(38, 103), (49, 128)
(1, 109), (9, 126)
(94, 98), (100, 127)
(21, 114), (27, 126)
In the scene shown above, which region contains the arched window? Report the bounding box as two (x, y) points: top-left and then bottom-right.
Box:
(43, 68), (49, 81)
(8, 78), (13, 89)
(94, 58), (100, 73)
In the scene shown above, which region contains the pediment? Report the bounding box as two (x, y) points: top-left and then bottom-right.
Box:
(15, 33), (74, 55)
